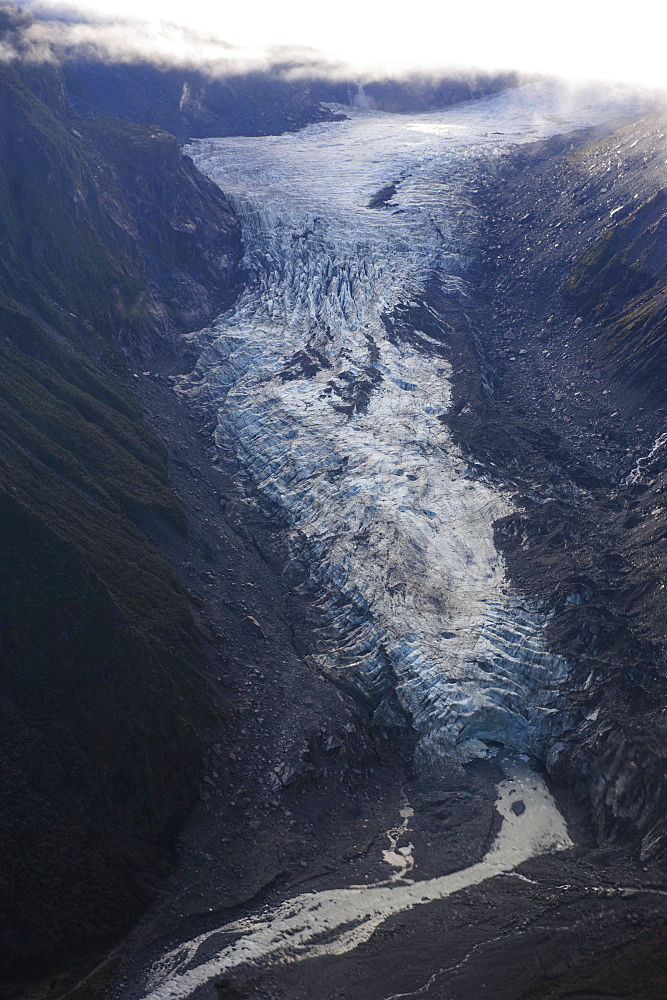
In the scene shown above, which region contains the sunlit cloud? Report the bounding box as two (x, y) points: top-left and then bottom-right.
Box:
(6, 0), (667, 89)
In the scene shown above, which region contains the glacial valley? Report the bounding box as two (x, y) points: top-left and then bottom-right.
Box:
(114, 83), (667, 1000)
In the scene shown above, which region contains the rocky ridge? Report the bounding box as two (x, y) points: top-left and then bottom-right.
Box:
(448, 112), (667, 862)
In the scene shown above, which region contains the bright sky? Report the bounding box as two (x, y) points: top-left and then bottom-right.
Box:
(19, 0), (667, 89)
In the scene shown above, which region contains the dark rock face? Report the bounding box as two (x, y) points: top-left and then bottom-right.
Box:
(0, 44), (243, 979)
(62, 63), (345, 142)
(310, 72), (520, 113)
(446, 112), (667, 864)
(78, 117), (242, 349)
(0, 61), (241, 359)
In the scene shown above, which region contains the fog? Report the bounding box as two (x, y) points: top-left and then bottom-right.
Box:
(6, 0), (666, 90)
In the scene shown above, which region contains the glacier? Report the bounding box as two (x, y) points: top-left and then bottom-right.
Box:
(181, 81), (643, 759)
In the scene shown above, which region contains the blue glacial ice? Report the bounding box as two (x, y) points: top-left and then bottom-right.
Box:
(181, 82), (644, 758)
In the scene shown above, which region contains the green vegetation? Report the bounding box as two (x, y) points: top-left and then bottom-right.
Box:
(0, 301), (209, 981)
(0, 46), (234, 980)
(0, 483), (203, 971)
(0, 64), (147, 349)
(566, 184), (667, 375)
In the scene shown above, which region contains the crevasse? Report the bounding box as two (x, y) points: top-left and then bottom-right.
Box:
(181, 82), (642, 758)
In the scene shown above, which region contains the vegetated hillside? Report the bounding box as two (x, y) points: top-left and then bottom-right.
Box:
(0, 16), (242, 980)
(565, 136), (667, 387)
(309, 72), (521, 112)
(0, 64), (241, 356)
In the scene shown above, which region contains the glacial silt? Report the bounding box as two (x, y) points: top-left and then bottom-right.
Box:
(143, 762), (571, 1000)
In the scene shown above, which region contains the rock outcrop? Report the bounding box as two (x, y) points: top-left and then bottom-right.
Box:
(0, 59), (241, 359)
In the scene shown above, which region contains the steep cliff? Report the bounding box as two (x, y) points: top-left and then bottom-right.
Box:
(62, 63), (344, 141)
(0, 60), (241, 356)
(0, 32), (242, 979)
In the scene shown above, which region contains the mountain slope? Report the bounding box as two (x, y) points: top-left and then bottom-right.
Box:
(0, 31), (242, 979)
(455, 111), (667, 862)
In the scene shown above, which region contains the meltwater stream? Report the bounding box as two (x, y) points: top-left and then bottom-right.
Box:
(143, 763), (571, 1000)
(140, 83), (644, 996)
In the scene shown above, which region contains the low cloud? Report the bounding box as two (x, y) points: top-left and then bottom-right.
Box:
(3, 0), (667, 93)
(0, 10), (497, 85)
(1, 10), (276, 75)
